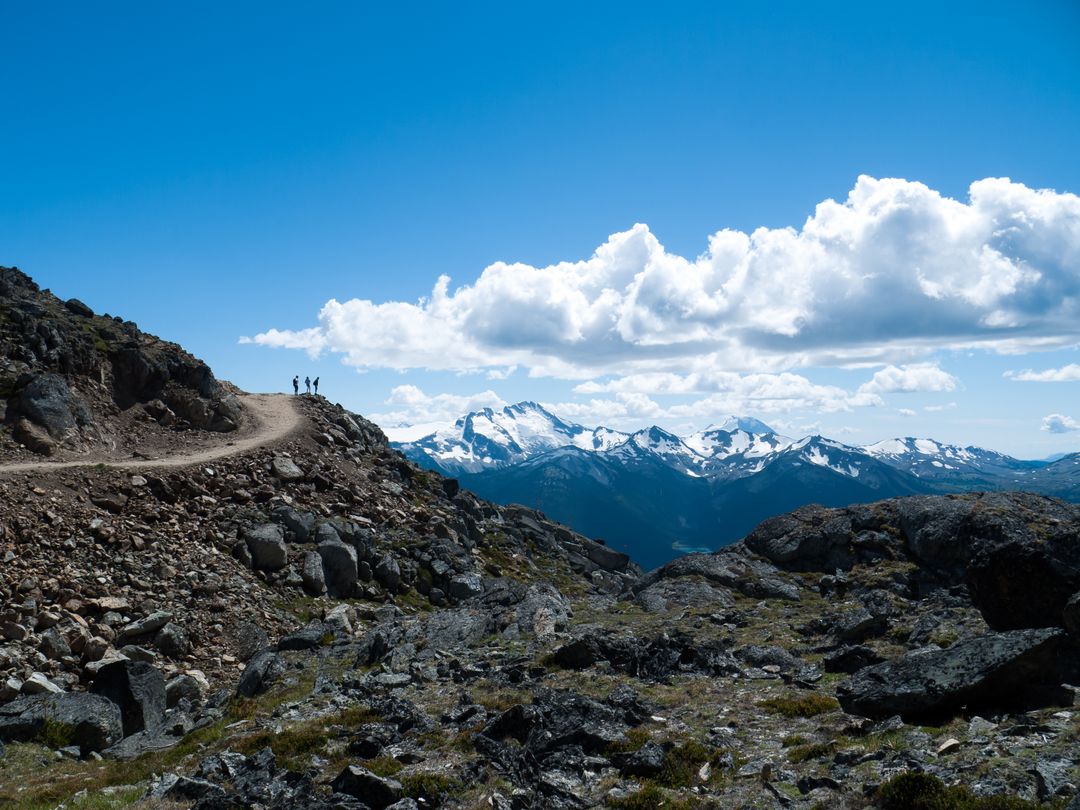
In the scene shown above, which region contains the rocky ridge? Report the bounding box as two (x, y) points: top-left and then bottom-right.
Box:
(1, 267), (243, 460)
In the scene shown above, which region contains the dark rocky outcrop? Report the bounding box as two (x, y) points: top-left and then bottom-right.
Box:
(1, 266), (242, 456)
(0, 692), (123, 752)
(837, 628), (1071, 721)
(89, 660), (167, 736)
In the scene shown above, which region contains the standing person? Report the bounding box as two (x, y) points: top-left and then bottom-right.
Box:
(313, 377), (319, 395)
(292, 375), (299, 395)
(305, 376), (311, 394)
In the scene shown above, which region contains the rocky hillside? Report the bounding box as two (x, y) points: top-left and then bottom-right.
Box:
(1, 267), (243, 459)
(0, 272), (1078, 809)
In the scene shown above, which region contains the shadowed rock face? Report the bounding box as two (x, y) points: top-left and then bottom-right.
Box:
(836, 628), (1071, 721)
(0, 266), (242, 454)
(0, 693), (123, 751)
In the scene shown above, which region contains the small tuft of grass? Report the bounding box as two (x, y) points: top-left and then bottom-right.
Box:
(401, 772), (463, 801)
(757, 692), (839, 718)
(606, 727), (651, 755)
(37, 716), (77, 749)
(363, 756), (404, 777)
(656, 740), (714, 788)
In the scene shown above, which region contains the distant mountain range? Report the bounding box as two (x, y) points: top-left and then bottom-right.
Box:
(388, 402), (1080, 569)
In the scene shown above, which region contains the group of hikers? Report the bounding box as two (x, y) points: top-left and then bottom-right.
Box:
(292, 375), (320, 395)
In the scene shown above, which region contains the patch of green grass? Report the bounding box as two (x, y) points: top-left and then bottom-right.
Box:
(929, 627), (961, 649)
(875, 772), (1066, 810)
(656, 740), (714, 788)
(606, 727), (650, 755)
(55, 785), (145, 810)
(401, 772), (463, 801)
(36, 716), (77, 749)
(476, 689), (530, 713)
(234, 723), (328, 770)
(363, 756), (404, 777)
(782, 734), (810, 747)
(757, 692), (839, 718)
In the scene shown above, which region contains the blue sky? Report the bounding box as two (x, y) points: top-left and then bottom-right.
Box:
(3, 1), (1079, 457)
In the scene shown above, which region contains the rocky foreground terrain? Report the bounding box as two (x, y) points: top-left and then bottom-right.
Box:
(1, 271), (1079, 810)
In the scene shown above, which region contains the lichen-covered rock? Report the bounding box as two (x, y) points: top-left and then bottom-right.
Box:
(837, 628), (1069, 721)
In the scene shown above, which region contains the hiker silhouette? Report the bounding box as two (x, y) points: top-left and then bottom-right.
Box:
(292, 376), (299, 395)
(304, 376), (311, 394)
(313, 377), (319, 395)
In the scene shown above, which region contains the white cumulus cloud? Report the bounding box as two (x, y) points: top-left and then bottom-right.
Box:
(244, 176), (1080, 387)
(1005, 363), (1080, 382)
(857, 363), (958, 395)
(1041, 413), (1080, 433)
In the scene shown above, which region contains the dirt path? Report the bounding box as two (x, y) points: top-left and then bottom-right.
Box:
(0, 393), (303, 475)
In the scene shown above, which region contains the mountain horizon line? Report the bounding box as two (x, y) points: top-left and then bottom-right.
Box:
(383, 398), (1064, 464)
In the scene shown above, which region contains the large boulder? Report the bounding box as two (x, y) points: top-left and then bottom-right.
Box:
(0, 692), (123, 752)
(12, 373), (93, 439)
(837, 628), (1070, 721)
(89, 660), (167, 736)
(961, 494), (1080, 630)
(331, 765), (403, 808)
(236, 651), (285, 698)
(634, 547), (801, 602)
(244, 524), (287, 571)
(317, 538), (358, 597)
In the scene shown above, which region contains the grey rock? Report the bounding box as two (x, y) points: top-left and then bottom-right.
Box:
(448, 573), (483, 602)
(837, 627), (1069, 721)
(89, 659), (167, 736)
(21, 672), (61, 695)
(332, 765), (403, 808)
(154, 622), (189, 657)
(271, 456), (304, 481)
(236, 650), (285, 698)
(375, 555), (401, 592)
(614, 740), (667, 776)
(165, 674), (205, 708)
(244, 524), (287, 571)
(39, 627), (72, 660)
(582, 539), (631, 572)
(161, 775), (226, 801)
(272, 506), (315, 542)
(278, 622), (328, 651)
(318, 538), (358, 597)
(13, 372), (93, 439)
(302, 551), (327, 595)
(118, 611), (174, 642)
(1, 677), (22, 701)
(0, 692), (123, 752)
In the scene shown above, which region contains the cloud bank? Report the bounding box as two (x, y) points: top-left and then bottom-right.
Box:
(1006, 363), (1080, 382)
(244, 176), (1080, 386)
(1042, 413), (1080, 434)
